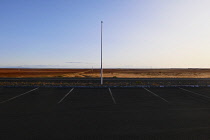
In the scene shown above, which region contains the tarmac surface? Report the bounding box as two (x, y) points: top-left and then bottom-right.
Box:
(1, 78), (210, 87)
(0, 87), (210, 139)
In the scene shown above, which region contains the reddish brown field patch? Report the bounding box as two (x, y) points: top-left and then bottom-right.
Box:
(0, 68), (210, 78)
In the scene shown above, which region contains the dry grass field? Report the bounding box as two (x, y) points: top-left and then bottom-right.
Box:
(0, 68), (210, 78)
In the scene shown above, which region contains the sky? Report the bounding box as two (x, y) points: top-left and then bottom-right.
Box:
(0, 0), (210, 68)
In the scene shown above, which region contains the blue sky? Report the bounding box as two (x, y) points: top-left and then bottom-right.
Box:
(1, 0), (210, 68)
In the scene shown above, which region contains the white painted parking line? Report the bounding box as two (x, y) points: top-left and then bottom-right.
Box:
(57, 88), (74, 104)
(0, 87), (39, 104)
(179, 88), (210, 99)
(108, 88), (117, 104)
(143, 88), (169, 103)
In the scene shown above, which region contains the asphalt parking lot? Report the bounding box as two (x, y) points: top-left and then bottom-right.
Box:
(0, 87), (210, 139)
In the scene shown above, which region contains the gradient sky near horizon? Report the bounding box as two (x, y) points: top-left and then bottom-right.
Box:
(1, 0), (210, 68)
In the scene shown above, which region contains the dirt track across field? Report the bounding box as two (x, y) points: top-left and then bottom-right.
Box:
(0, 68), (210, 78)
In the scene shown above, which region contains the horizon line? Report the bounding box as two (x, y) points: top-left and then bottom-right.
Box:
(0, 68), (210, 69)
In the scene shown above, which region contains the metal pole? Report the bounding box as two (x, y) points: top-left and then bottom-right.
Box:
(101, 21), (103, 85)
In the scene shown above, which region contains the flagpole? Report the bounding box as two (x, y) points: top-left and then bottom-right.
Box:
(100, 21), (103, 85)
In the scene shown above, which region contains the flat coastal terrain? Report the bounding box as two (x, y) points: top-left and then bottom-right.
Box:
(0, 68), (210, 78)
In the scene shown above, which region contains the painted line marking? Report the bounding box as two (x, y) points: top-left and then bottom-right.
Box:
(179, 88), (210, 99)
(108, 88), (116, 104)
(57, 88), (74, 104)
(0, 87), (39, 104)
(143, 88), (169, 103)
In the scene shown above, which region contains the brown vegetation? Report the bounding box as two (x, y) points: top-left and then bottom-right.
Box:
(0, 68), (210, 78)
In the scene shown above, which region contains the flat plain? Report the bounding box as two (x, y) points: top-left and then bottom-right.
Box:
(1, 68), (210, 78)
